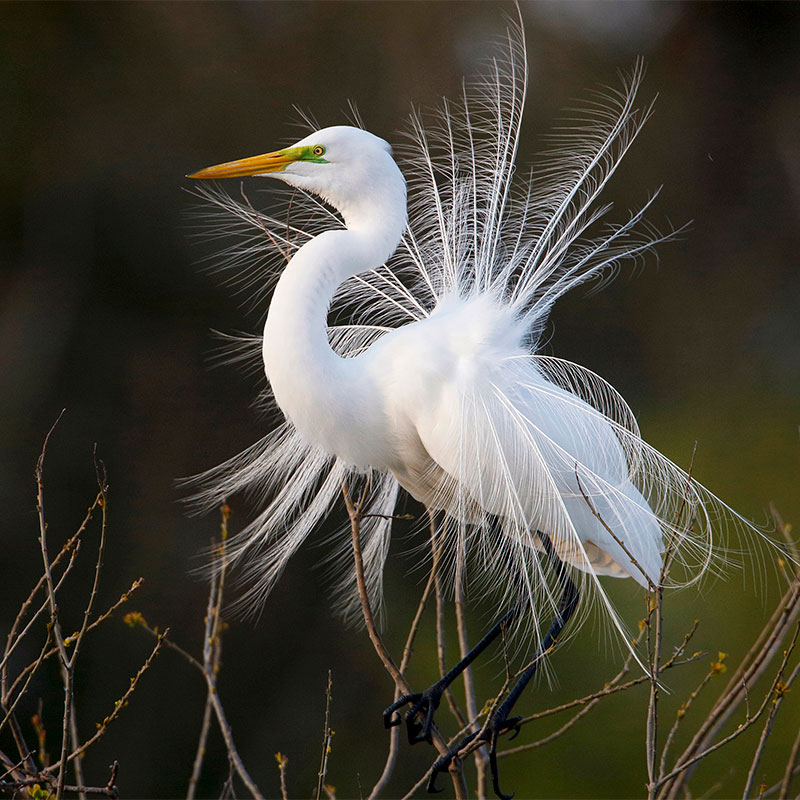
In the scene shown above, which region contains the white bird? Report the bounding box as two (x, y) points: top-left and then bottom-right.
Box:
(186, 29), (765, 798)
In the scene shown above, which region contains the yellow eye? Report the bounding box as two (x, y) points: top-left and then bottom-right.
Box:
(312, 145), (325, 157)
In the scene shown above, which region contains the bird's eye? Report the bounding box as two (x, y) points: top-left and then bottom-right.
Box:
(312, 145), (325, 157)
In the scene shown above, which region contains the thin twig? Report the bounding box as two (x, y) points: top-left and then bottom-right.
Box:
(777, 722), (800, 799)
(3, 760), (120, 799)
(501, 626), (650, 758)
(454, 549), (488, 797)
(430, 515), (467, 729)
(186, 692), (213, 800)
(663, 576), (800, 799)
(499, 701), (596, 757)
(316, 671), (334, 800)
(369, 516), (439, 799)
(0, 631), (53, 737)
(198, 507), (264, 800)
(576, 469), (656, 591)
(131, 602), (265, 796)
(36, 414), (73, 799)
(62, 451), (108, 800)
(187, 512), (229, 800)
(399, 770), (432, 800)
(512, 637), (703, 733)
(207, 675), (257, 791)
(66, 687), (86, 799)
(445, 667), (515, 766)
(130, 617), (204, 670)
(655, 624), (800, 794)
(2, 714), (36, 778)
(770, 503), (799, 568)
(646, 581), (664, 799)
(275, 753), (289, 800)
(1, 490), (100, 686)
(659, 667), (714, 778)
(0, 751), (34, 783)
(742, 637), (800, 799)
(46, 631), (167, 772)
(342, 484), (466, 800)
(75, 450), (109, 651)
(342, 481), (410, 690)
(6, 579), (144, 703)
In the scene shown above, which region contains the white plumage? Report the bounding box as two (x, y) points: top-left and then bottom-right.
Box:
(186, 29), (760, 655)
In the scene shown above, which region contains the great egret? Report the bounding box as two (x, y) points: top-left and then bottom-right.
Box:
(187, 28), (767, 799)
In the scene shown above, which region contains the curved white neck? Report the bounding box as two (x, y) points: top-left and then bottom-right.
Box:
(262, 190), (406, 465)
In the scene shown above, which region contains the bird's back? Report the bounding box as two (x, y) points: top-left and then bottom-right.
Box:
(366, 292), (663, 588)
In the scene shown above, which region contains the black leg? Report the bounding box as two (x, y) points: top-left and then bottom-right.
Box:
(426, 532), (580, 799)
(383, 606), (518, 744)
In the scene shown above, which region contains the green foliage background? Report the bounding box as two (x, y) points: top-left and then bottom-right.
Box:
(1, 2), (798, 797)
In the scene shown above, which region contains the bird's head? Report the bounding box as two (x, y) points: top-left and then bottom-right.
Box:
(188, 125), (405, 228)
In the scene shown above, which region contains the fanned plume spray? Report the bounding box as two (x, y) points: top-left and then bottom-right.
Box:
(185, 20), (780, 657)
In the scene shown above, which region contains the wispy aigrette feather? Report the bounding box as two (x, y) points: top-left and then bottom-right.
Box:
(185, 20), (778, 655)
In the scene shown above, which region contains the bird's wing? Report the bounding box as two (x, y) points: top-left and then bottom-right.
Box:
(386, 300), (664, 590)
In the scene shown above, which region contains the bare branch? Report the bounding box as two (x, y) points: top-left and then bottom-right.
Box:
(5, 578), (144, 705)
(500, 626), (655, 759)
(370, 513), (439, 799)
(454, 548), (488, 797)
(1, 491), (100, 689)
(662, 575), (800, 799)
(742, 638), (800, 799)
(275, 753), (289, 800)
(499, 701), (595, 757)
(196, 507), (264, 800)
(0, 631), (52, 739)
(658, 667), (714, 778)
(576, 469), (656, 591)
(431, 516), (467, 729)
(2, 761), (120, 799)
(46, 630), (167, 773)
(341, 482), (408, 691)
(315, 671), (334, 800)
(777, 722), (800, 799)
(187, 509), (230, 800)
(35, 416), (74, 799)
(342, 483), (467, 800)
(656, 622), (800, 795)
(186, 692), (214, 800)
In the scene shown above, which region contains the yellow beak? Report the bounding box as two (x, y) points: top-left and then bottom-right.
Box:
(187, 149), (298, 180)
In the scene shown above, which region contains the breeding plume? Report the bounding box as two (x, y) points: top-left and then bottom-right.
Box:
(187, 29), (762, 798)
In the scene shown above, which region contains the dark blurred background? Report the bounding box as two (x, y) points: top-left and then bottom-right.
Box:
(2, 2), (799, 797)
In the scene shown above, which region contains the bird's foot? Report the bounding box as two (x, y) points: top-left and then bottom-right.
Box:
(382, 682), (447, 745)
(426, 711), (522, 799)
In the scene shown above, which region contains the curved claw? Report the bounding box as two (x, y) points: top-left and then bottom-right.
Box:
(489, 736), (514, 800)
(405, 696), (436, 745)
(406, 715), (424, 744)
(427, 718), (518, 800)
(382, 693), (421, 730)
(426, 755), (452, 794)
(382, 691), (440, 745)
(489, 728), (522, 800)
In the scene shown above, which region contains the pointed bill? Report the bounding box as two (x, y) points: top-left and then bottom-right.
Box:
(187, 149), (299, 180)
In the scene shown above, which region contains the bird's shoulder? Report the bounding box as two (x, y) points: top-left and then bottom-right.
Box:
(368, 293), (527, 394)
